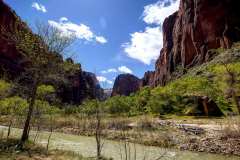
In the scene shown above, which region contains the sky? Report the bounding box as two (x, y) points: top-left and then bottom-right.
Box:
(4, 0), (180, 88)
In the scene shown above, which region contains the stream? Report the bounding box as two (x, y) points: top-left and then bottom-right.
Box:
(0, 126), (239, 160)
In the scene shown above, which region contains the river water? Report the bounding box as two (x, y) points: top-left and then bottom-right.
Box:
(0, 126), (239, 160)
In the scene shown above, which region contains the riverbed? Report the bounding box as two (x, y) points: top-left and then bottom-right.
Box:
(0, 126), (239, 160)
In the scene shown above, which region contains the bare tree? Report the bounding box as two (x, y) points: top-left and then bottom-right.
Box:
(1, 21), (76, 146)
(95, 100), (104, 160)
(118, 130), (167, 160)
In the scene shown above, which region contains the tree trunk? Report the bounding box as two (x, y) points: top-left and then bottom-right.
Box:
(20, 83), (37, 144)
(95, 103), (102, 160)
(7, 119), (13, 139)
(234, 96), (240, 115)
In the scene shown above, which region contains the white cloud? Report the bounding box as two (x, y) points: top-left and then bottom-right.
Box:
(48, 17), (107, 44)
(101, 68), (118, 74)
(123, 27), (162, 65)
(118, 66), (133, 74)
(97, 76), (113, 84)
(60, 17), (68, 22)
(123, 0), (180, 65)
(96, 36), (107, 44)
(101, 66), (133, 74)
(32, 2), (47, 13)
(143, 0), (179, 25)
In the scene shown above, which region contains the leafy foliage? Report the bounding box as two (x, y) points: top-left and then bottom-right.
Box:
(79, 44), (240, 116)
(0, 96), (28, 115)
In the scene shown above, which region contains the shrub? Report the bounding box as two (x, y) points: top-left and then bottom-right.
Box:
(79, 99), (98, 115)
(105, 96), (132, 115)
(34, 100), (60, 115)
(0, 96), (28, 115)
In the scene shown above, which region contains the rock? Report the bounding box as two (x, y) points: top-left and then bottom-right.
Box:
(112, 74), (141, 96)
(0, 1), (103, 104)
(186, 96), (224, 117)
(178, 124), (205, 135)
(198, 96), (224, 117)
(143, 0), (240, 87)
(141, 71), (155, 87)
(0, 1), (30, 76)
(59, 71), (103, 104)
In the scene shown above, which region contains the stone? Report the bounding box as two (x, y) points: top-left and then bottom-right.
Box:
(143, 0), (240, 87)
(112, 74), (141, 96)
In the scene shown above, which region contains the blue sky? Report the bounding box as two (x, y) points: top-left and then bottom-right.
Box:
(4, 0), (179, 88)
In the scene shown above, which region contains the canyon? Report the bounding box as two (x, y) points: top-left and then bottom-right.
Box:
(143, 0), (240, 87)
(0, 0), (102, 104)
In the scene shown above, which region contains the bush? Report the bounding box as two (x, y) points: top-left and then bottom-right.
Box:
(105, 96), (132, 115)
(0, 96), (28, 115)
(34, 100), (60, 115)
(79, 99), (98, 115)
(61, 105), (80, 115)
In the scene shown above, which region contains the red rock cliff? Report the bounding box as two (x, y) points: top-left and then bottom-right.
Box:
(0, 0), (30, 75)
(144, 0), (240, 87)
(0, 1), (103, 104)
(112, 74), (141, 97)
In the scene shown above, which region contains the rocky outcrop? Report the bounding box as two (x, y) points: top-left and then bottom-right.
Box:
(111, 74), (140, 96)
(0, 1), (102, 104)
(59, 71), (103, 104)
(144, 0), (240, 87)
(141, 71), (155, 87)
(0, 0), (30, 76)
(185, 96), (224, 117)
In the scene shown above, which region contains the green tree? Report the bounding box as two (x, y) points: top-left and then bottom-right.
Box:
(0, 96), (28, 138)
(1, 21), (76, 145)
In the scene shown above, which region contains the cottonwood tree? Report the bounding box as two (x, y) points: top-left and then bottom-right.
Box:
(1, 21), (76, 146)
(222, 62), (240, 114)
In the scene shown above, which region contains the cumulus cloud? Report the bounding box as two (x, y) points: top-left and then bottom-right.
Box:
(97, 76), (113, 84)
(118, 66), (133, 74)
(96, 36), (107, 44)
(123, 0), (180, 65)
(101, 66), (133, 74)
(101, 68), (118, 74)
(48, 17), (107, 44)
(122, 27), (162, 65)
(143, 0), (179, 25)
(60, 17), (68, 22)
(32, 2), (47, 13)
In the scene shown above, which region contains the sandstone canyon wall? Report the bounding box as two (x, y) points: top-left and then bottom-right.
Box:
(0, 0), (102, 104)
(111, 74), (141, 96)
(143, 0), (240, 87)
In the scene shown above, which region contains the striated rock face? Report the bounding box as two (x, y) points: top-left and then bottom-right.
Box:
(0, 1), (102, 104)
(60, 71), (103, 104)
(0, 0), (29, 75)
(144, 0), (240, 87)
(141, 71), (155, 87)
(112, 74), (140, 96)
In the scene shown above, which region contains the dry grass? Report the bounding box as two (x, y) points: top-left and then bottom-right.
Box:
(220, 117), (240, 138)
